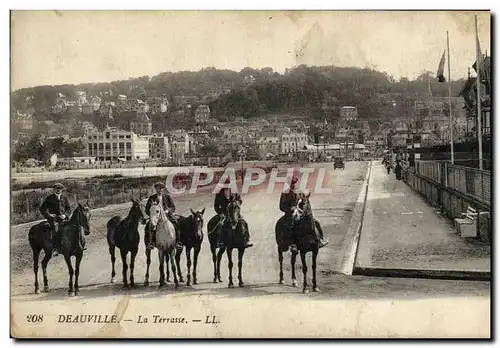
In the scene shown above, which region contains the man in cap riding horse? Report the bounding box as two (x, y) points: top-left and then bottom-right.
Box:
(213, 176), (253, 249)
(145, 182), (182, 250)
(279, 174), (329, 254)
(39, 183), (73, 256)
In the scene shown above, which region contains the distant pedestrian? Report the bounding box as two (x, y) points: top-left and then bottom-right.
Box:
(395, 161), (402, 180)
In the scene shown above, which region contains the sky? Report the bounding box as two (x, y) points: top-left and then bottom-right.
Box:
(10, 10), (491, 91)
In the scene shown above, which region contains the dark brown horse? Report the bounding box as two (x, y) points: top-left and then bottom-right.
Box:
(207, 214), (226, 283)
(223, 194), (248, 288)
(290, 191), (321, 293)
(28, 201), (91, 295)
(175, 208), (205, 286)
(275, 216), (299, 287)
(106, 198), (148, 288)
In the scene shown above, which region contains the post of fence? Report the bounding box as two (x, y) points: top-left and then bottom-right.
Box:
(444, 163), (448, 187)
(101, 189), (104, 207)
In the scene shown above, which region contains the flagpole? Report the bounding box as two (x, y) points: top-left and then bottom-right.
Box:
(475, 15), (483, 170)
(446, 31), (454, 164)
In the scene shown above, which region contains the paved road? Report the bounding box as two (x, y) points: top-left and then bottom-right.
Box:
(10, 161), (491, 338)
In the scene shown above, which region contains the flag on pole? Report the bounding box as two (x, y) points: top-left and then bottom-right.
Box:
(436, 50), (446, 82)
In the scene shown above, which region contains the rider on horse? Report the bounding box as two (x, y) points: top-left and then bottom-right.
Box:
(213, 177), (252, 249)
(39, 183), (74, 255)
(145, 182), (182, 250)
(279, 174), (329, 254)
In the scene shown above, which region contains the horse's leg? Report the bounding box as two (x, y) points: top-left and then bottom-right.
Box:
(185, 246), (192, 286)
(63, 254), (74, 296)
(158, 250), (165, 287)
(216, 247), (225, 283)
(166, 250), (171, 283)
(237, 248), (245, 287)
(169, 250), (179, 288)
(193, 245), (201, 285)
(74, 252), (82, 296)
(291, 251), (298, 287)
(120, 250), (129, 289)
(32, 248), (41, 294)
(227, 248), (234, 288)
(278, 249), (284, 285)
(175, 247), (184, 283)
(144, 248), (151, 286)
(312, 248), (320, 292)
(211, 245), (217, 283)
(41, 249), (52, 292)
(300, 251), (309, 294)
(130, 249), (137, 288)
(109, 246), (116, 283)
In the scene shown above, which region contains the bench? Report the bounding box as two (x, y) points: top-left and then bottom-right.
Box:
(454, 206), (478, 238)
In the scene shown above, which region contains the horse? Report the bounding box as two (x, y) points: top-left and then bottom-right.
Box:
(147, 202), (179, 288)
(223, 194), (248, 288)
(207, 213), (227, 283)
(106, 198), (148, 288)
(290, 191), (321, 293)
(28, 202), (88, 295)
(174, 208), (205, 286)
(275, 215), (299, 288)
(32, 201), (90, 296)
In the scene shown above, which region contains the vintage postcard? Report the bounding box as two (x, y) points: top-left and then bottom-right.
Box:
(10, 10), (491, 339)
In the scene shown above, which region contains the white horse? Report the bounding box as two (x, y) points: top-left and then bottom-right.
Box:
(148, 202), (179, 288)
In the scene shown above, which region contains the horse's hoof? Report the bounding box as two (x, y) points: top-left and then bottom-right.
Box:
(303, 289), (309, 294)
(175, 283), (179, 289)
(123, 284), (130, 290)
(193, 280), (198, 285)
(68, 290), (74, 297)
(179, 277), (185, 283)
(43, 286), (50, 292)
(228, 283), (234, 288)
(213, 278), (217, 283)
(238, 281), (244, 287)
(313, 286), (320, 292)
(292, 280), (298, 287)
(110, 278), (115, 284)
(279, 279), (284, 285)
(74, 289), (80, 296)
(186, 281), (191, 286)
(34, 289), (40, 294)
(218, 278), (223, 283)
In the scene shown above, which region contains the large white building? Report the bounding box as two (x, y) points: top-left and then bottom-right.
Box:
(85, 127), (149, 161)
(280, 132), (307, 154)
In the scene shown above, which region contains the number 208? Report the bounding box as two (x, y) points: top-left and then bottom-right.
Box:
(26, 314), (43, 323)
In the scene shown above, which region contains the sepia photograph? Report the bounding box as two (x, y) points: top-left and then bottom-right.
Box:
(9, 9), (491, 339)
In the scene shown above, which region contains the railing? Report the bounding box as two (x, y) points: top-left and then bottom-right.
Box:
(412, 160), (491, 206)
(445, 164), (491, 206)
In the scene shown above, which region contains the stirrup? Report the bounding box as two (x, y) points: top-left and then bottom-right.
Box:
(244, 243), (253, 248)
(289, 244), (298, 253)
(147, 242), (155, 250)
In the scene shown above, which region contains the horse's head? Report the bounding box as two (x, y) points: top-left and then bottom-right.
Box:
(149, 200), (166, 229)
(190, 208), (205, 238)
(130, 198), (148, 225)
(227, 194), (242, 229)
(77, 201), (92, 235)
(292, 191), (312, 222)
